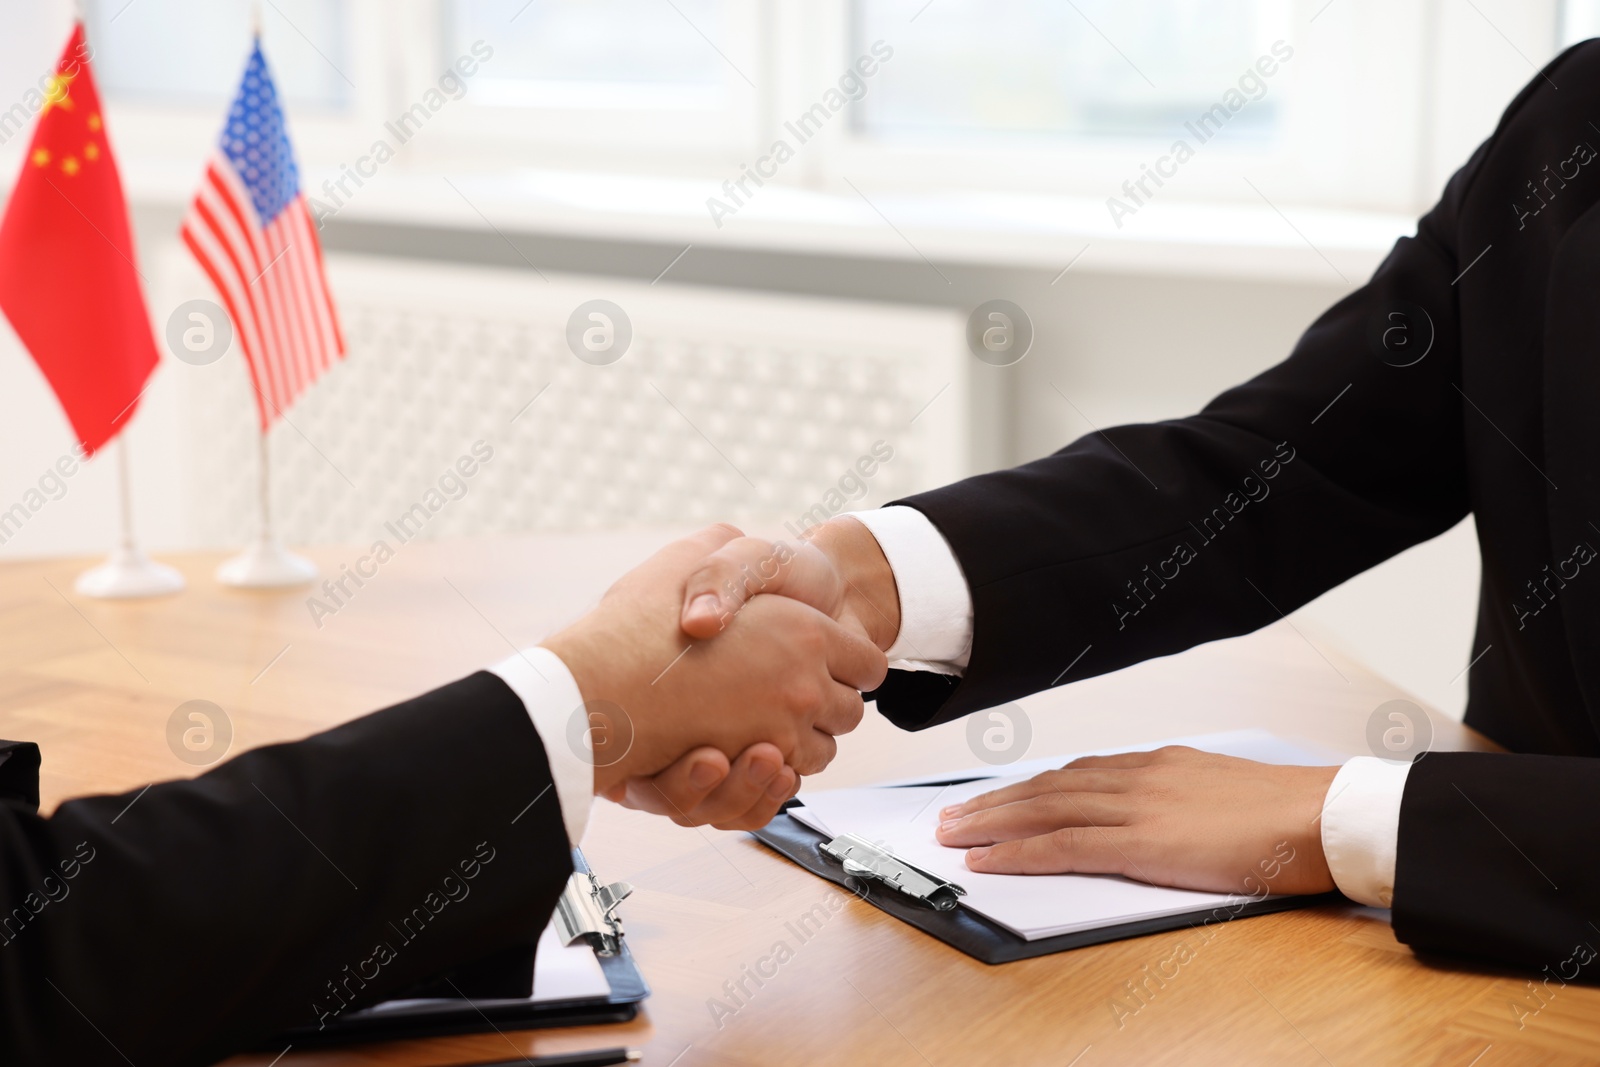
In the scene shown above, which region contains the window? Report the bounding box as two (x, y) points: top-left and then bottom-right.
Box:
(85, 0), (353, 113)
(1562, 0), (1600, 45)
(821, 0), (1307, 205)
(853, 0), (1288, 144)
(5, 0), (1570, 222)
(434, 0), (762, 161)
(59, 0), (382, 179)
(450, 0), (726, 110)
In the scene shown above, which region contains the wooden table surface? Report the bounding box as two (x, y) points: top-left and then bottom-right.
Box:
(3, 529), (1596, 1067)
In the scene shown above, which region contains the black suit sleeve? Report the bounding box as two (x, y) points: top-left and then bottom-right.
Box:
(0, 671), (575, 1067)
(863, 45), (1600, 973)
(1395, 752), (1600, 974)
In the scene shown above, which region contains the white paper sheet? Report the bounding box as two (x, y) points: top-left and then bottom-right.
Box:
(792, 729), (1342, 941)
(527, 921), (615, 1003)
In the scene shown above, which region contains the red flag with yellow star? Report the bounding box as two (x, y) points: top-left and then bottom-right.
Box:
(0, 24), (158, 455)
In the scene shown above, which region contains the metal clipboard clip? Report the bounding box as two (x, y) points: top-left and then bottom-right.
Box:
(554, 869), (634, 957)
(821, 832), (968, 912)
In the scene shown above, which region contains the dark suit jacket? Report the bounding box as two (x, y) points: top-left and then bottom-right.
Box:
(870, 41), (1600, 976)
(0, 671), (573, 1066)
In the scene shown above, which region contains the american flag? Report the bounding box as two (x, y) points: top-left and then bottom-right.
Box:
(181, 39), (344, 429)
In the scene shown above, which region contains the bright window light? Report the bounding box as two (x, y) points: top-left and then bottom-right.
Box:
(83, 0), (352, 113)
(853, 0), (1290, 143)
(450, 0), (729, 110)
(1561, 0), (1600, 45)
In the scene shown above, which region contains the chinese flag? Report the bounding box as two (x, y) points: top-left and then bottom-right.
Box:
(0, 25), (158, 455)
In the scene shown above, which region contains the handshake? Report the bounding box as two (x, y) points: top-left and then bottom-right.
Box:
(541, 520), (900, 831)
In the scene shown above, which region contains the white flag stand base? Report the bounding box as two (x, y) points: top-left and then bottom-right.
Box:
(216, 538), (317, 588)
(219, 434), (316, 588)
(75, 545), (186, 599)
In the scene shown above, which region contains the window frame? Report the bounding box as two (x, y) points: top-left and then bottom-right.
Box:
(71, 0), (391, 188)
(30, 0), (1574, 224)
(400, 0), (770, 175)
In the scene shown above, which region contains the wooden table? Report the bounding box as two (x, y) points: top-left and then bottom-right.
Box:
(3, 530), (1596, 1067)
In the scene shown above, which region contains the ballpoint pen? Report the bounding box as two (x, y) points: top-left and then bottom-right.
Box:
(460, 1048), (641, 1067)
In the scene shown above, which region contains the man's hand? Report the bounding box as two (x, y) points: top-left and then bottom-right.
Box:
(934, 747), (1339, 896)
(678, 518), (900, 651)
(597, 743), (798, 831)
(602, 517), (901, 828)
(541, 525), (887, 796)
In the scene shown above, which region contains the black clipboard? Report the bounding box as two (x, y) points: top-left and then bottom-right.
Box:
(269, 849), (649, 1048)
(753, 802), (1342, 964)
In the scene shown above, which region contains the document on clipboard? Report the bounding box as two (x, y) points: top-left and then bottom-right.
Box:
(755, 729), (1349, 962)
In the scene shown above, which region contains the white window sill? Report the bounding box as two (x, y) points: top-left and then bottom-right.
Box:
(116, 160), (1412, 286)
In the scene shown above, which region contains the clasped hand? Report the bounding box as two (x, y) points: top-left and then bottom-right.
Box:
(541, 523), (892, 816)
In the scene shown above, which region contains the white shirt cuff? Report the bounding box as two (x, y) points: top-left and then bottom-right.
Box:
(847, 505), (974, 675)
(487, 647), (593, 847)
(1320, 756), (1411, 908)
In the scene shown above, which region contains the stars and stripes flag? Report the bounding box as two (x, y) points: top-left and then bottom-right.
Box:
(181, 38), (344, 430)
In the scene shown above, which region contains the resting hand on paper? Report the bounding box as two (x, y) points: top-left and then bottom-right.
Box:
(602, 519), (901, 829)
(542, 524), (887, 797)
(934, 746), (1339, 896)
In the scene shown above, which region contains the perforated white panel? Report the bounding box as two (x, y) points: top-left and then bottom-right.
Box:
(166, 253), (969, 549)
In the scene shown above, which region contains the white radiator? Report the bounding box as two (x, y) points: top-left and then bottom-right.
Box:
(166, 252), (970, 548)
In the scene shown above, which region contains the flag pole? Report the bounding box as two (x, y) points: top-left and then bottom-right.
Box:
(74, 436), (186, 599)
(215, 426), (317, 588)
(116, 434), (134, 552)
(258, 431), (271, 542)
